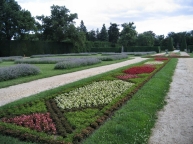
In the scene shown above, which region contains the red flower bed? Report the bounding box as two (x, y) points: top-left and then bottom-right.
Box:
(116, 74), (138, 80)
(2, 113), (56, 134)
(154, 57), (168, 61)
(123, 65), (156, 74)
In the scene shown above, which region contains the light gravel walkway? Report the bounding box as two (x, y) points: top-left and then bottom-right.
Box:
(0, 57), (148, 106)
(149, 58), (193, 144)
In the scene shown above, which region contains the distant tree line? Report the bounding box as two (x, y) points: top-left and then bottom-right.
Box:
(1, 0), (193, 51)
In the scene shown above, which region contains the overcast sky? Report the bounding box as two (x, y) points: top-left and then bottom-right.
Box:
(16, 0), (193, 36)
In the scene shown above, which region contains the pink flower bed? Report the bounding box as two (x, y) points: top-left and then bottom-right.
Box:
(123, 65), (156, 74)
(154, 57), (168, 61)
(2, 113), (56, 134)
(116, 74), (138, 80)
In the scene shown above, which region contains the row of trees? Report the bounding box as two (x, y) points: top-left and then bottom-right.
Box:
(1, 0), (193, 51)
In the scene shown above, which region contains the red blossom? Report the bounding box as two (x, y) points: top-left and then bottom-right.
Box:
(123, 65), (156, 74)
(116, 74), (138, 80)
(154, 57), (168, 61)
(2, 113), (56, 134)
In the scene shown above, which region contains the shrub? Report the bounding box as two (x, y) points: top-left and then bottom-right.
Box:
(0, 64), (40, 81)
(54, 58), (101, 69)
(15, 57), (68, 64)
(1, 56), (22, 61)
(30, 54), (56, 58)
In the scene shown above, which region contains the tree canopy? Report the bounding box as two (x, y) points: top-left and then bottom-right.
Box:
(108, 23), (119, 44)
(36, 5), (78, 42)
(0, 0), (35, 40)
(119, 22), (137, 47)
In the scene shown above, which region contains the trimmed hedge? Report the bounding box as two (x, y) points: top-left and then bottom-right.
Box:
(0, 41), (73, 57)
(124, 46), (160, 53)
(188, 45), (193, 53)
(90, 47), (121, 53)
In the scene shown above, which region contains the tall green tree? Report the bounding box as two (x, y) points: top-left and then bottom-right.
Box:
(36, 5), (78, 42)
(99, 24), (108, 41)
(96, 28), (100, 41)
(119, 22), (137, 47)
(137, 31), (155, 46)
(181, 36), (187, 51)
(167, 37), (173, 51)
(108, 23), (119, 44)
(87, 30), (96, 41)
(79, 20), (87, 33)
(66, 24), (86, 52)
(154, 35), (164, 46)
(0, 0), (35, 40)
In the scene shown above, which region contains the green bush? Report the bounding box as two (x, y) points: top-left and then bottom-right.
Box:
(124, 46), (160, 53)
(90, 47), (121, 53)
(0, 41), (73, 57)
(188, 45), (193, 53)
(54, 58), (101, 69)
(0, 64), (41, 81)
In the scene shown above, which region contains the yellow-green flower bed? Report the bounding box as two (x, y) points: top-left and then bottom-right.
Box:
(55, 80), (134, 109)
(144, 61), (164, 65)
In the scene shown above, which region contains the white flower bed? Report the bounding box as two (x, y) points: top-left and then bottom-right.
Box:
(55, 80), (134, 109)
(144, 61), (164, 65)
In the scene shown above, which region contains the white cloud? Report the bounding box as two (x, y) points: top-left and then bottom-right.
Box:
(16, 0), (193, 35)
(135, 15), (193, 36)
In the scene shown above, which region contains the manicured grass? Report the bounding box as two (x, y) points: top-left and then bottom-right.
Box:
(0, 57), (131, 88)
(188, 53), (193, 58)
(83, 58), (177, 144)
(0, 58), (176, 144)
(0, 135), (37, 144)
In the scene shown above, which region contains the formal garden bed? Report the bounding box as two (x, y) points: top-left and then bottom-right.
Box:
(0, 57), (171, 144)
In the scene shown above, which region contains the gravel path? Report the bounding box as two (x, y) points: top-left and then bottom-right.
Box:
(148, 58), (193, 144)
(0, 57), (148, 107)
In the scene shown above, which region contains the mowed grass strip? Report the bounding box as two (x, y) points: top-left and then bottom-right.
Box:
(83, 58), (177, 144)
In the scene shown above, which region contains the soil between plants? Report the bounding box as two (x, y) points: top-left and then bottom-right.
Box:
(149, 58), (193, 144)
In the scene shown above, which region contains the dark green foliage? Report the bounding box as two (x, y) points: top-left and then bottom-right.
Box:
(0, 101), (47, 118)
(36, 5), (77, 42)
(0, 0), (35, 40)
(87, 30), (97, 41)
(188, 45), (193, 53)
(181, 36), (187, 51)
(0, 41), (73, 57)
(119, 22), (137, 47)
(99, 24), (108, 41)
(167, 37), (174, 51)
(45, 99), (73, 137)
(108, 23), (119, 44)
(90, 47), (121, 53)
(124, 46), (160, 53)
(137, 31), (155, 46)
(79, 20), (87, 34)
